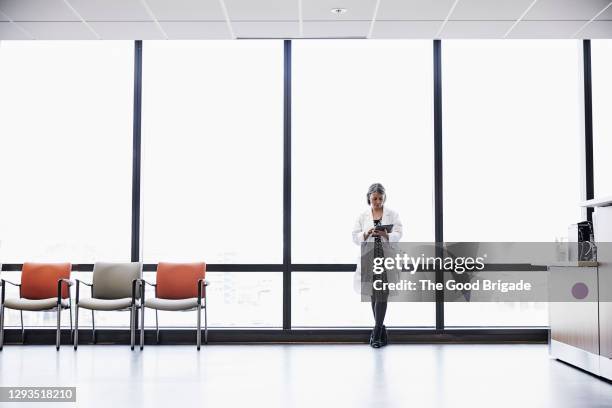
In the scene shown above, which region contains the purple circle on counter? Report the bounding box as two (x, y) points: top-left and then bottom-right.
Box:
(571, 282), (589, 300)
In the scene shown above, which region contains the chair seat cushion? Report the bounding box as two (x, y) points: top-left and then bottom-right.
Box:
(78, 297), (139, 311)
(144, 297), (199, 311)
(4, 297), (70, 311)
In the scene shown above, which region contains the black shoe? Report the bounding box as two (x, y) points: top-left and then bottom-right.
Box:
(380, 325), (388, 346)
(371, 326), (383, 348)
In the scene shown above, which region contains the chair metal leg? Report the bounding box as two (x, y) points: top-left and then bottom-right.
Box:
(69, 303), (73, 341)
(204, 301), (208, 345)
(0, 304), (5, 351)
(130, 306), (135, 350)
(20, 311), (24, 344)
(74, 306), (79, 350)
(197, 303), (201, 350)
(155, 310), (159, 345)
(56, 305), (61, 351)
(91, 310), (96, 344)
(140, 305), (144, 350)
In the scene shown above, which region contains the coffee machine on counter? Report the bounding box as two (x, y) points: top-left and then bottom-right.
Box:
(568, 221), (596, 261)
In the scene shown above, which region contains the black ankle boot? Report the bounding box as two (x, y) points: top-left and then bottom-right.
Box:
(371, 326), (383, 348)
(381, 325), (388, 346)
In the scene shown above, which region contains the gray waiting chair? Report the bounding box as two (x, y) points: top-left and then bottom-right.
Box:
(0, 262), (73, 350)
(74, 262), (142, 350)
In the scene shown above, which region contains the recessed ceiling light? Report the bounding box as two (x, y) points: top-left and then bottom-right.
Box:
(331, 8), (347, 15)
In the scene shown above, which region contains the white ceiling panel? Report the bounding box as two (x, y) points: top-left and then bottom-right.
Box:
(450, 0), (534, 21)
(303, 21), (370, 37)
(302, 0), (377, 21)
(524, 0), (611, 21)
(371, 20), (441, 38)
(224, 0), (298, 21)
(233, 21), (299, 38)
(596, 4), (612, 19)
(18, 21), (97, 39)
(161, 21), (231, 39)
(88, 21), (165, 39)
(440, 20), (515, 38)
(508, 20), (587, 38)
(0, 10), (9, 21)
(67, 0), (151, 21)
(0, 0), (79, 22)
(145, 0), (225, 21)
(0, 22), (32, 39)
(376, 0), (456, 21)
(578, 20), (612, 38)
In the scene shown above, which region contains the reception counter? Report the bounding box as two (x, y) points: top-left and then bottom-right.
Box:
(548, 197), (612, 380)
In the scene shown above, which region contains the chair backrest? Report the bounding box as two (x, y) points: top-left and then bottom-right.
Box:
(156, 262), (206, 300)
(21, 263), (71, 300)
(92, 262), (142, 300)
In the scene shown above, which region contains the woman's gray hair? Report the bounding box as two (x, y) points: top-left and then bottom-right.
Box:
(366, 183), (386, 205)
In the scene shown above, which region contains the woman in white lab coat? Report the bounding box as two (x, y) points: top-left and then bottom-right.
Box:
(352, 183), (403, 348)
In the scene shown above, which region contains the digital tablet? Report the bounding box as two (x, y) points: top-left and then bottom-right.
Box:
(374, 224), (393, 233)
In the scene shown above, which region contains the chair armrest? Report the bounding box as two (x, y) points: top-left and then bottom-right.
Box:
(1, 279), (22, 304)
(74, 279), (92, 304)
(131, 279), (142, 306)
(57, 278), (73, 303)
(1, 279), (21, 287)
(139, 278), (157, 287)
(197, 278), (209, 305)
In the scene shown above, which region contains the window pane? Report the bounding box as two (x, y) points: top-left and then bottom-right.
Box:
(0, 41), (133, 263)
(592, 40), (612, 198)
(442, 40), (582, 243)
(142, 272), (282, 328)
(292, 272), (435, 327)
(141, 41), (283, 264)
(442, 40), (583, 327)
(292, 40), (435, 265)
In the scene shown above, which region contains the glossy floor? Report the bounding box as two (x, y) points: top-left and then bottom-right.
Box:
(0, 344), (611, 407)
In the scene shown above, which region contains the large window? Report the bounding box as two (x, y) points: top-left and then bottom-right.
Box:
(141, 41), (283, 265)
(0, 41), (133, 263)
(291, 40), (435, 327)
(592, 40), (612, 198)
(442, 40), (583, 326)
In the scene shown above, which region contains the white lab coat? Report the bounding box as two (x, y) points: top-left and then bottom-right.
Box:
(351, 207), (403, 295)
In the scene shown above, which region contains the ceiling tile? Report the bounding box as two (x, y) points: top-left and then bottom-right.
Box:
(376, 0), (456, 21)
(302, 0), (377, 21)
(440, 20), (515, 38)
(508, 20), (587, 38)
(450, 0), (534, 21)
(0, 0), (80, 22)
(371, 20), (441, 38)
(224, 0), (298, 21)
(67, 0), (151, 21)
(160, 21), (231, 39)
(578, 20), (612, 38)
(0, 22), (32, 39)
(233, 21), (299, 38)
(524, 0), (611, 21)
(596, 4), (612, 20)
(18, 21), (97, 39)
(87, 21), (165, 39)
(303, 21), (370, 37)
(145, 0), (225, 21)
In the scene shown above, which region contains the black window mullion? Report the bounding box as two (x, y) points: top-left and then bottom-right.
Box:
(131, 40), (143, 263)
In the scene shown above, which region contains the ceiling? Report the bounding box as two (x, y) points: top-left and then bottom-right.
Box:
(0, 0), (611, 40)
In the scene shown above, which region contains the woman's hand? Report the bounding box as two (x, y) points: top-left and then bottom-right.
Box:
(364, 227), (375, 240)
(372, 229), (389, 240)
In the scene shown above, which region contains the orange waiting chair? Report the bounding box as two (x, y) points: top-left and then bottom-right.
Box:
(0, 263), (73, 350)
(137, 262), (208, 350)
